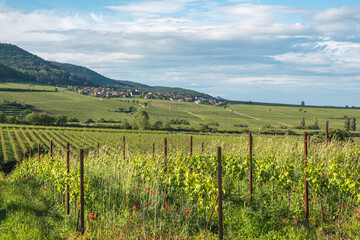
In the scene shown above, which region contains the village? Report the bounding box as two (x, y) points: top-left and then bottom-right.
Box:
(70, 87), (224, 106)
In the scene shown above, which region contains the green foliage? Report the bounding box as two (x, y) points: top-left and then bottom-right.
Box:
(132, 110), (150, 130)
(169, 118), (190, 125)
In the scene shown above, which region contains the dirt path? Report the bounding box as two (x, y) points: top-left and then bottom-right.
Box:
(227, 108), (261, 120)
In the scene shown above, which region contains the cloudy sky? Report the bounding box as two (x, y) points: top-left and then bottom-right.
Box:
(1, 0), (360, 106)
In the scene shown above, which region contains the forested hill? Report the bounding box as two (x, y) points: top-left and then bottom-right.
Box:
(51, 62), (151, 89)
(0, 43), (213, 98)
(0, 43), (96, 86)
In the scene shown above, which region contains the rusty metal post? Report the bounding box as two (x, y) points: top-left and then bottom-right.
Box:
(122, 136), (125, 160)
(50, 140), (53, 157)
(190, 136), (193, 157)
(79, 149), (84, 235)
(38, 143), (41, 161)
(152, 143), (155, 158)
(201, 142), (204, 154)
(66, 142), (70, 215)
(164, 138), (167, 202)
(217, 147), (223, 240)
(304, 132), (309, 223)
(249, 131), (253, 201)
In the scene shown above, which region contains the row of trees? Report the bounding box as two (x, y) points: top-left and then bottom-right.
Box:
(297, 117), (357, 131)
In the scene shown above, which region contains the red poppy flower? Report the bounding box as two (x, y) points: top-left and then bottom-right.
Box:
(147, 202), (151, 205)
(43, 188), (47, 191)
(169, 208), (171, 212)
(324, 174), (328, 177)
(355, 210), (359, 213)
(90, 217), (95, 220)
(90, 213), (94, 216)
(77, 202), (80, 205)
(148, 190), (150, 193)
(134, 188), (138, 190)
(2, 187), (5, 190)
(87, 218), (89, 220)
(140, 181), (143, 183)
(101, 178), (104, 182)
(144, 187), (147, 189)
(356, 216), (359, 219)
(186, 210), (190, 214)
(86, 230), (89, 232)
(165, 203), (170, 207)
(154, 210), (157, 213)
(151, 191), (155, 194)
(125, 204), (127, 206)
(291, 190), (296, 193)
(98, 220), (101, 223)
(345, 206), (348, 209)
(312, 197), (316, 201)
(133, 205), (138, 211)
(123, 196), (126, 199)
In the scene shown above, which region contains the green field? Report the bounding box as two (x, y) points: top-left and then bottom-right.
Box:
(0, 126), (360, 239)
(0, 83), (359, 132)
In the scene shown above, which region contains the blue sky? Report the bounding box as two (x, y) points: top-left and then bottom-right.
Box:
(1, 0), (360, 106)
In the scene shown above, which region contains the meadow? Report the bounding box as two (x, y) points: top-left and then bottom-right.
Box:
(1, 83), (360, 131)
(1, 124), (360, 239)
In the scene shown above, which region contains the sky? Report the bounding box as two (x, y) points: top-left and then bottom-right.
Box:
(0, 0), (360, 106)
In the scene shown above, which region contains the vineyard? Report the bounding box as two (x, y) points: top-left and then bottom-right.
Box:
(1, 124), (360, 239)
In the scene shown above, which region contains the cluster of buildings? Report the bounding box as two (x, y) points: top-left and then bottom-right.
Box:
(70, 87), (223, 105)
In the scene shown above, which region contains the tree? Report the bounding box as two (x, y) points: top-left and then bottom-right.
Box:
(313, 118), (319, 130)
(301, 101), (305, 106)
(153, 121), (163, 130)
(55, 115), (68, 126)
(132, 110), (150, 130)
(344, 117), (350, 131)
(351, 117), (356, 131)
(300, 117), (305, 129)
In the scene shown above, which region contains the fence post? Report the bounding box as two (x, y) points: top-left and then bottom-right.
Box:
(97, 142), (100, 155)
(249, 131), (253, 201)
(152, 143), (155, 158)
(164, 138), (167, 202)
(304, 132), (309, 223)
(122, 136), (125, 160)
(217, 147), (223, 240)
(50, 140), (53, 157)
(201, 142), (204, 154)
(38, 143), (41, 161)
(79, 149), (84, 235)
(325, 128), (328, 144)
(66, 142), (70, 215)
(190, 136), (193, 157)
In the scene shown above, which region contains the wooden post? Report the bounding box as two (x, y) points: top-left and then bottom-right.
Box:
(304, 132), (309, 223)
(152, 143), (155, 158)
(50, 140), (53, 157)
(164, 138), (167, 202)
(122, 136), (125, 160)
(66, 142), (70, 215)
(249, 131), (253, 201)
(190, 136), (193, 157)
(38, 143), (41, 161)
(325, 128), (328, 144)
(201, 142), (204, 154)
(79, 149), (84, 235)
(217, 147), (223, 240)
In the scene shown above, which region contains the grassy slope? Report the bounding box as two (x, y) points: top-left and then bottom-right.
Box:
(1, 83), (360, 130)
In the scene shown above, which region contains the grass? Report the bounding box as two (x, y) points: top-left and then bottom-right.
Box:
(1, 83), (360, 131)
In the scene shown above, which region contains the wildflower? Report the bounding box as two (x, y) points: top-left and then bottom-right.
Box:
(355, 210), (359, 213)
(140, 180), (143, 183)
(101, 178), (104, 182)
(291, 190), (296, 193)
(144, 187), (147, 189)
(123, 196), (126, 199)
(312, 197), (316, 201)
(165, 203), (170, 207)
(356, 216), (359, 219)
(90, 213), (94, 216)
(138, 227), (141, 229)
(148, 190), (150, 193)
(98, 220), (101, 223)
(186, 210), (190, 214)
(87, 218), (89, 220)
(345, 206), (348, 209)
(133, 205), (138, 211)
(147, 202), (151, 205)
(154, 210), (157, 213)
(77, 202), (80, 205)
(86, 230), (89, 232)
(2, 187), (4, 190)
(43, 188), (47, 191)
(169, 208), (171, 212)
(90, 217), (95, 220)
(134, 188), (138, 190)
(324, 174), (328, 177)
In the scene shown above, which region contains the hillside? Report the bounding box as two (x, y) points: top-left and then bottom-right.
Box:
(0, 63), (36, 83)
(0, 43), (96, 86)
